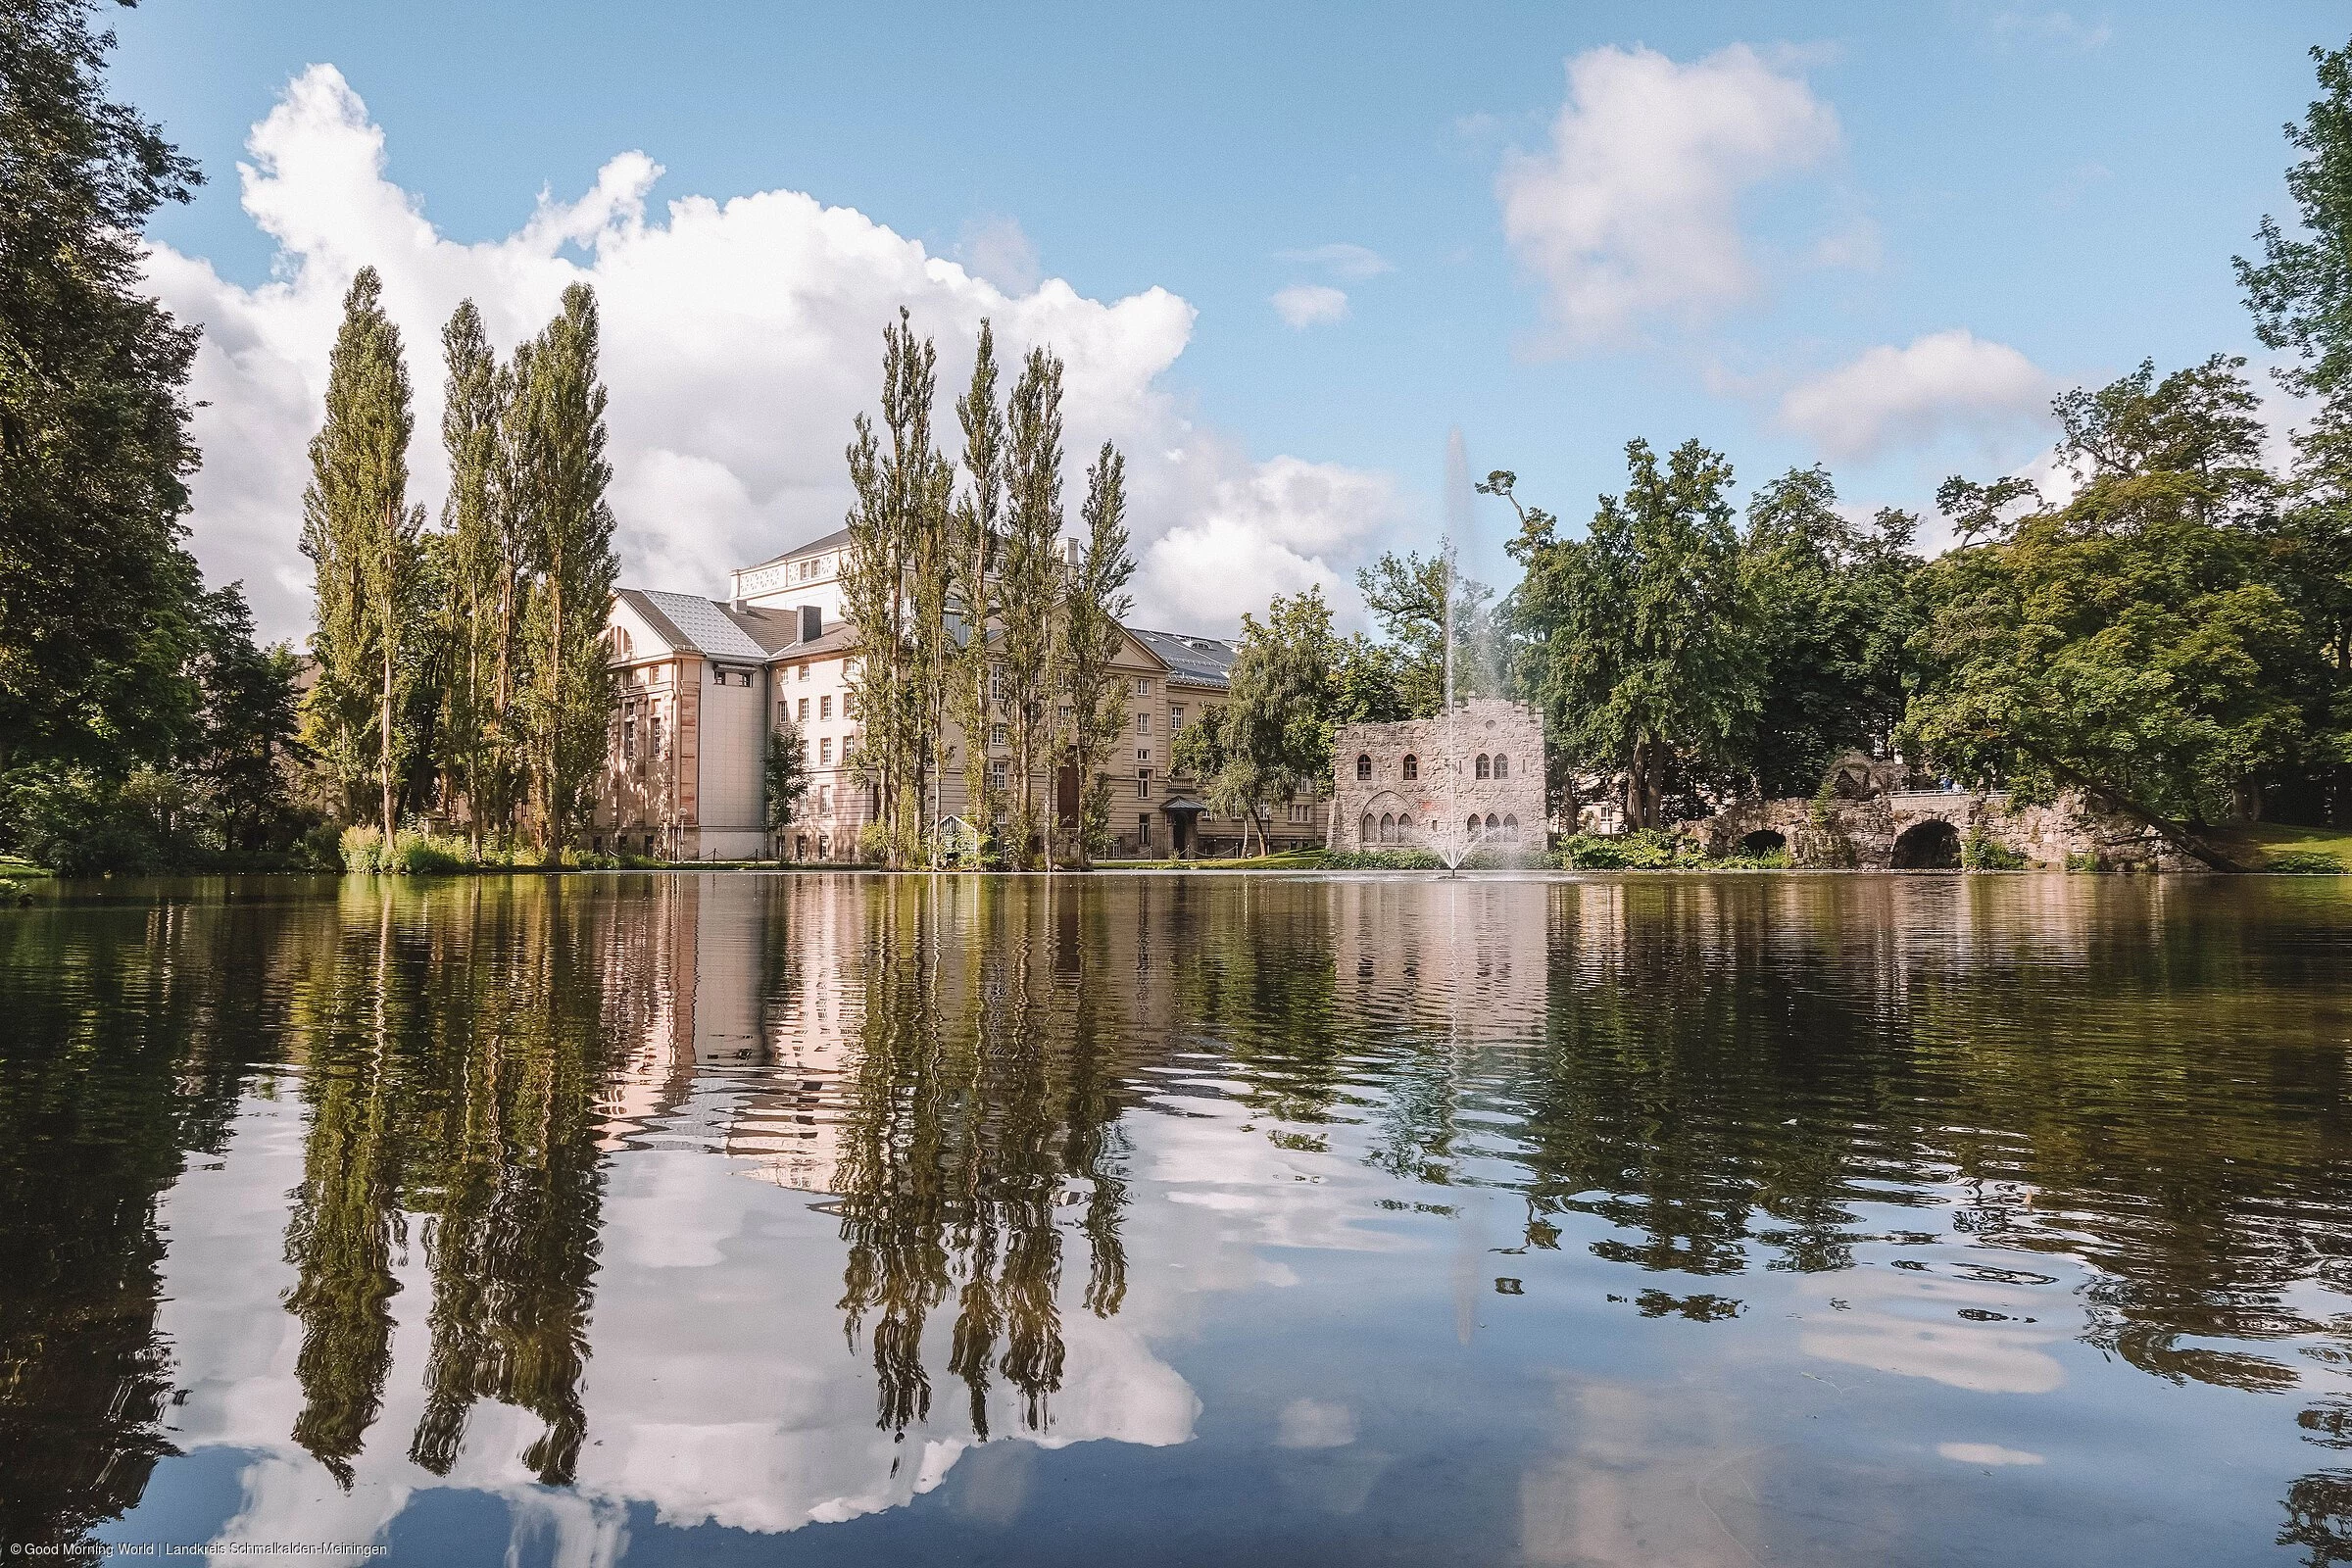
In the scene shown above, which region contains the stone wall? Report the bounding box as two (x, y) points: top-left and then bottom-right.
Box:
(1333, 699), (1547, 853)
(1685, 787), (2195, 870)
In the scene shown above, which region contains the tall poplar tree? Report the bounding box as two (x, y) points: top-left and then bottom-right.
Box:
(1057, 443), (1135, 864)
(999, 347), (1066, 867)
(436, 300), (504, 849)
(950, 320), (1006, 846)
(841, 310), (949, 866)
(513, 283), (618, 852)
(301, 266), (423, 839)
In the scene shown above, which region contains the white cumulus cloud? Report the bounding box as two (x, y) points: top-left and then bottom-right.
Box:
(1496, 42), (1841, 349)
(1778, 329), (2057, 462)
(1270, 283), (1350, 330)
(145, 65), (1402, 641)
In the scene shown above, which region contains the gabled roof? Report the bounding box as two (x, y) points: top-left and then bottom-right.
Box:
(1128, 626), (1239, 690)
(615, 588), (782, 663)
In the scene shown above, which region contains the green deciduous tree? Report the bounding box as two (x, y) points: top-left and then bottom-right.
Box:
(0, 0), (203, 779)
(1903, 358), (2318, 866)
(2239, 36), (2352, 823)
(1056, 443), (1136, 864)
(841, 309), (952, 867)
(950, 320), (1006, 846)
(764, 715), (812, 834)
(302, 266), (425, 841)
(1737, 466), (1924, 798)
(1354, 550), (1494, 718)
(512, 283), (619, 852)
(999, 346), (1066, 867)
(1506, 440), (1758, 829)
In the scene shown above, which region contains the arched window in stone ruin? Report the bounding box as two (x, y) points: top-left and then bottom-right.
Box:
(1356, 754), (1372, 781)
(1402, 754), (1418, 780)
(1468, 813), (1482, 835)
(1380, 812), (1396, 844)
(1486, 812), (1499, 832)
(1503, 814), (1519, 841)
(1493, 754), (1508, 779)
(1360, 812), (1376, 844)
(1475, 754), (1491, 779)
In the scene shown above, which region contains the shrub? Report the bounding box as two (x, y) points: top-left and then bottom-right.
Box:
(338, 824), (385, 872)
(2267, 850), (2347, 875)
(2064, 852), (2104, 873)
(1322, 849), (1445, 870)
(1712, 847), (1792, 870)
(1561, 829), (1705, 870)
(1963, 834), (2030, 871)
(391, 830), (470, 874)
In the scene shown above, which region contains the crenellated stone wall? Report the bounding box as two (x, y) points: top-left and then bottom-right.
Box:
(1333, 699), (1547, 853)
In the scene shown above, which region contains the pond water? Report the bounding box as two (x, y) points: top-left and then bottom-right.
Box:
(3, 871), (2350, 1565)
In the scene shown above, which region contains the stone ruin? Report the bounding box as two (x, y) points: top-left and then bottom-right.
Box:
(1680, 752), (2195, 870)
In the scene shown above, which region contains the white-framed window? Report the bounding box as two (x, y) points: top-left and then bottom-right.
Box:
(989, 760), (1009, 791)
(1137, 748), (1150, 764)
(1289, 802), (1313, 824)
(797, 698), (809, 722)
(1132, 676), (1153, 697)
(1169, 704), (1185, 729)
(818, 737), (832, 764)
(797, 663), (809, 682)
(990, 722), (1008, 746)
(1137, 767), (1152, 799)
(1135, 711), (1151, 735)
(819, 695), (833, 720)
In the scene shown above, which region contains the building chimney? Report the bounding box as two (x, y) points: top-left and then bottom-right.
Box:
(800, 604), (822, 643)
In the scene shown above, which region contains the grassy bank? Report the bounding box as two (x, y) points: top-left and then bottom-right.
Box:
(2221, 823), (2352, 873)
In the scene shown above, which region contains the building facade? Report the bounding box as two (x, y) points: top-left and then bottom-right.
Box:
(1332, 698), (1546, 855)
(596, 527), (1325, 860)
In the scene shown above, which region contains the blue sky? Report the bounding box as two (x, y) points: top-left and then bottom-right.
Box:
(115, 1), (2349, 637)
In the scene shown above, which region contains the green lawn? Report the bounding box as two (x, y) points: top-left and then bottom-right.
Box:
(1113, 849), (1331, 871)
(0, 854), (51, 878)
(2229, 823), (2352, 868)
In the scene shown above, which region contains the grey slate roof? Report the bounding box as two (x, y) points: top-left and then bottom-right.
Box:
(1129, 627), (1239, 689)
(623, 589), (774, 662)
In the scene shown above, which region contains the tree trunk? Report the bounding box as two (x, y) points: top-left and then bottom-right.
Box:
(2028, 749), (2248, 871)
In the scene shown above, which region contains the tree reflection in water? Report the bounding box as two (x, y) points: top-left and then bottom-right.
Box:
(279, 879), (612, 1488)
(830, 878), (1137, 1443)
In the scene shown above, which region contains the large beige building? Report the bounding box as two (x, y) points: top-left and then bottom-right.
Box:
(596, 527), (1328, 860)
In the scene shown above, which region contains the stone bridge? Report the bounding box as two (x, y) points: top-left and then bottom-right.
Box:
(1681, 754), (2192, 870)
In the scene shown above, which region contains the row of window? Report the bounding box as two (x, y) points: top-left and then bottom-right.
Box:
(1353, 752), (1512, 782)
(1363, 811), (1522, 843)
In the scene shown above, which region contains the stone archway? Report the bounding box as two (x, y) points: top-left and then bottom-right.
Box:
(1738, 829), (1787, 858)
(1891, 819), (1962, 869)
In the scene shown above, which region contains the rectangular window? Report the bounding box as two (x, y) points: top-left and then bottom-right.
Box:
(1169, 705), (1185, 729)
(623, 711), (637, 760)
(843, 690), (857, 717)
(819, 695), (833, 721)
(650, 714), (663, 758)
(1137, 748), (1150, 764)
(797, 698), (808, 722)
(991, 722), (1008, 747)
(1136, 711), (1151, 735)
(797, 663), (809, 682)
(1290, 803), (1313, 824)
(819, 737), (833, 764)
(819, 784), (832, 813)
(1138, 813), (1152, 849)
(1132, 676), (1152, 697)
(989, 760), (1009, 791)
(776, 701), (788, 729)
(1137, 767), (1152, 799)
